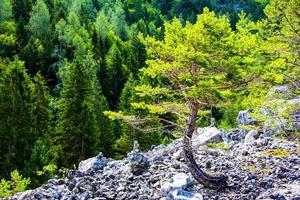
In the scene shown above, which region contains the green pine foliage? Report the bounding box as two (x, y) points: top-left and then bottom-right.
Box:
(0, 59), (33, 177)
(55, 58), (101, 166)
(28, 0), (50, 40)
(0, 0), (17, 57)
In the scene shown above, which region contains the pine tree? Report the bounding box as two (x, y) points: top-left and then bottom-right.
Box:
(30, 73), (51, 140)
(0, 59), (33, 177)
(107, 8), (286, 189)
(102, 43), (129, 109)
(28, 0), (50, 40)
(263, 0), (300, 84)
(0, 0), (13, 21)
(56, 57), (101, 167)
(0, 0), (17, 57)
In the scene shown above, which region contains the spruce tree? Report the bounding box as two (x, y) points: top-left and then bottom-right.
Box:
(28, 0), (50, 40)
(0, 0), (13, 21)
(103, 43), (129, 109)
(30, 72), (51, 140)
(0, 59), (33, 177)
(56, 60), (96, 166)
(94, 89), (116, 156)
(56, 57), (103, 167)
(0, 0), (17, 57)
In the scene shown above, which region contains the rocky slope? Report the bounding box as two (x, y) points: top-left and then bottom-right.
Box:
(5, 127), (300, 200)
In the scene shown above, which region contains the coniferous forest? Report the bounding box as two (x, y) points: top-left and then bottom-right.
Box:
(0, 0), (299, 196)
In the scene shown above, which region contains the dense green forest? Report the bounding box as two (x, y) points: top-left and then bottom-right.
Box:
(0, 0), (299, 193)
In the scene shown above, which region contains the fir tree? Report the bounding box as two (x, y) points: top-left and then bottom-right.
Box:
(56, 58), (99, 166)
(30, 72), (51, 140)
(0, 0), (17, 57)
(0, 59), (33, 177)
(28, 0), (50, 40)
(103, 43), (129, 109)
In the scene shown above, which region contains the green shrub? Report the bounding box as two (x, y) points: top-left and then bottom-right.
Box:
(261, 148), (292, 157)
(0, 170), (30, 197)
(206, 142), (229, 151)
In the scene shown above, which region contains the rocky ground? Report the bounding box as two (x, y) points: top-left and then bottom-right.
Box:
(5, 127), (300, 200)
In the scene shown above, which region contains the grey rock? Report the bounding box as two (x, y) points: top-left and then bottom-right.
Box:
(6, 125), (300, 200)
(67, 170), (84, 178)
(193, 127), (223, 146)
(78, 152), (108, 173)
(130, 152), (149, 175)
(274, 85), (291, 94)
(226, 128), (247, 141)
(237, 109), (258, 126)
(161, 173), (194, 195)
(168, 188), (203, 200)
(244, 130), (259, 145)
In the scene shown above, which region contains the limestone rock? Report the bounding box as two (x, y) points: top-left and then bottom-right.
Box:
(161, 173), (194, 195)
(193, 127), (223, 146)
(274, 85), (292, 94)
(78, 152), (108, 173)
(237, 109), (258, 126)
(244, 130), (259, 145)
(6, 126), (300, 200)
(130, 152), (149, 175)
(168, 188), (203, 200)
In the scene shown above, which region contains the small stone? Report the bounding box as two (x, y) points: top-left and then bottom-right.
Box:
(130, 153), (149, 175)
(117, 186), (125, 192)
(161, 173), (194, 194)
(168, 188), (203, 200)
(244, 130), (258, 145)
(205, 160), (212, 168)
(67, 170), (84, 178)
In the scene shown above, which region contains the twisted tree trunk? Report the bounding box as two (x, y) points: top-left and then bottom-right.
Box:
(183, 101), (227, 190)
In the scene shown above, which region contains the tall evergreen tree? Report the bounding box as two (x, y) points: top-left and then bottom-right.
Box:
(22, 0), (51, 76)
(94, 88), (116, 156)
(28, 0), (50, 40)
(94, 10), (111, 58)
(0, 0), (17, 57)
(56, 57), (104, 166)
(11, 0), (33, 45)
(102, 43), (129, 109)
(0, 0), (13, 21)
(24, 73), (53, 187)
(30, 73), (51, 140)
(0, 59), (33, 177)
